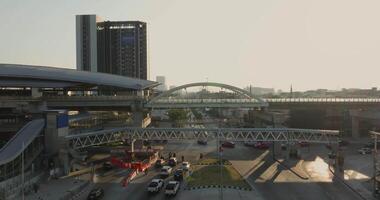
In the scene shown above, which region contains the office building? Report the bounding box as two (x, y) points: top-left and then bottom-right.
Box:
(76, 15), (148, 80)
(156, 76), (167, 91)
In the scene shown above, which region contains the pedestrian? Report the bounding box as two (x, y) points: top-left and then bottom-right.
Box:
(169, 152), (172, 158)
(173, 153), (176, 158)
(144, 169), (148, 175)
(181, 155), (184, 162)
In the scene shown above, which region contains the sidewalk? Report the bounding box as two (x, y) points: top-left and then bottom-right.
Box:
(25, 177), (93, 200)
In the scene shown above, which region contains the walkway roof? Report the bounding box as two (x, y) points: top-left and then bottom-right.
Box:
(0, 64), (158, 90)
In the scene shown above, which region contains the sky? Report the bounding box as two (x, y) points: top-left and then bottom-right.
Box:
(0, 0), (379, 91)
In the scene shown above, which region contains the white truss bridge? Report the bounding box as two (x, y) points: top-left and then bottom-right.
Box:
(66, 127), (339, 149)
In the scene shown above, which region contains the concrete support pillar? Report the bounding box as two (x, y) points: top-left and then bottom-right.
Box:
(44, 110), (69, 175)
(136, 90), (144, 98)
(31, 88), (42, 98)
(351, 116), (360, 138)
(59, 149), (70, 175)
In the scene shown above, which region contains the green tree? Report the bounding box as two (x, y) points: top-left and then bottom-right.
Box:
(168, 109), (189, 127)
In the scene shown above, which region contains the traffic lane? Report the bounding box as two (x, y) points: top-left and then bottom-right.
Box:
(251, 155), (362, 200)
(219, 144), (361, 200)
(95, 167), (173, 200)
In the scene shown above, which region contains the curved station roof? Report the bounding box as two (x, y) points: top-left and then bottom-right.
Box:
(0, 64), (158, 90)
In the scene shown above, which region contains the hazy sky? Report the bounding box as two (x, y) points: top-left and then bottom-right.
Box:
(0, 0), (379, 91)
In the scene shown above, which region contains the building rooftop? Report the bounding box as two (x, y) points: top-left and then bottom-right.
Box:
(0, 63), (158, 90)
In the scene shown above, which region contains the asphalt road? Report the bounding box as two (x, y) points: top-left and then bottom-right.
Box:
(82, 111), (365, 200)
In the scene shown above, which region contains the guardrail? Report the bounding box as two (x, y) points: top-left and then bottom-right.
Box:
(263, 98), (380, 103)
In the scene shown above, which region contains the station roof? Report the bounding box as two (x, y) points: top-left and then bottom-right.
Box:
(0, 64), (158, 90)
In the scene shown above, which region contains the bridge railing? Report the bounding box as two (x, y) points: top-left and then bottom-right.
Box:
(66, 127), (339, 149)
(152, 98), (262, 104)
(44, 95), (143, 101)
(264, 98), (380, 103)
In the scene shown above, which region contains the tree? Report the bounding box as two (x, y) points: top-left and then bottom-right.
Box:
(168, 109), (189, 127)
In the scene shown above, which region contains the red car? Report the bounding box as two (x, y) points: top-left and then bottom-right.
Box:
(221, 141), (235, 148)
(254, 142), (270, 149)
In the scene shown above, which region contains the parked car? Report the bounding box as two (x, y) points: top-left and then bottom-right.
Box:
(168, 157), (177, 166)
(165, 181), (180, 196)
(155, 159), (165, 168)
(358, 147), (372, 155)
(181, 162), (190, 171)
(197, 139), (208, 145)
(174, 169), (184, 181)
(298, 141), (310, 147)
(221, 141), (235, 148)
(254, 142), (270, 149)
(87, 188), (104, 200)
(147, 179), (164, 193)
(160, 166), (172, 177)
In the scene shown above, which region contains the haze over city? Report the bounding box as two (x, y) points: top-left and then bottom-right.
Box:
(1, 0), (379, 91)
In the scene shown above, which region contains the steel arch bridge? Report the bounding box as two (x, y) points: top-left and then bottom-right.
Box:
(145, 82), (269, 109)
(66, 127), (339, 149)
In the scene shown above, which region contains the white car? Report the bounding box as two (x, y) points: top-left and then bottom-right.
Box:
(147, 179), (164, 193)
(181, 162), (190, 171)
(358, 147), (372, 155)
(165, 181), (180, 196)
(160, 166), (172, 177)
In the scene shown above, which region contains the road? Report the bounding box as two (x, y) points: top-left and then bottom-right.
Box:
(81, 110), (364, 200)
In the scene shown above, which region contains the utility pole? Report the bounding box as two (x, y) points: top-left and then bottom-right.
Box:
(370, 131), (380, 196)
(217, 129), (223, 200)
(22, 142), (25, 200)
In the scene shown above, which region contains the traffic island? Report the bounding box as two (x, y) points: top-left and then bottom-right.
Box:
(185, 165), (251, 190)
(196, 158), (232, 165)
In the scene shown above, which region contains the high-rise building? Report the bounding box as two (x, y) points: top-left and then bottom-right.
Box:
(76, 15), (98, 72)
(156, 76), (167, 91)
(76, 15), (148, 80)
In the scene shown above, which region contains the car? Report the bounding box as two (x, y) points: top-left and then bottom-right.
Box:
(338, 139), (349, 147)
(244, 141), (256, 147)
(160, 166), (172, 177)
(197, 139), (207, 145)
(181, 162), (190, 171)
(365, 142), (380, 149)
(254, 142), (270, 149)
(298, 141), (310, 147)
(87, 188), (104, 200)
(102, 162), (113, 171)
(155, 159), (165, 168)
(328, 152), (337, 159)
(221, 141), (235, 148)
(165, 181), (180, 196)
(281, 143), (287, 150)
(147, 179), (164, 193)
(168, 157), (177, 166)
(358, 147), (372, 155)
(174, 169), (184, 181)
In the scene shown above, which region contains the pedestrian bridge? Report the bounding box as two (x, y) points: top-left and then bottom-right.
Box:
(66, 127), (339, 149)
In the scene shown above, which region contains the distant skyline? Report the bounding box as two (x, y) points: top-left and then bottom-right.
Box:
(0, 0), (379, 91)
